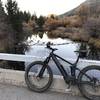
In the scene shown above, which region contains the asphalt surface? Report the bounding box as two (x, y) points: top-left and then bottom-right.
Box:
(0, 84), (86, 100)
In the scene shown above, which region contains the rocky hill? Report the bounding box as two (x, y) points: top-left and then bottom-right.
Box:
(60, 0), (100, 17)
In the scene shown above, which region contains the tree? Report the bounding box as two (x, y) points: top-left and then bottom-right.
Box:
(0, 0), (5, 16)
(5, 0), (29, 70)
(0, 0), (16, 69)
(23, 11), (31, 23)
(5, 0), (23, 38)
(31, 14), (37, 21)
(49, 14), (57, 19)
(77, 5), (90, 25)
(36, 16), (45, 29)
(83, 17), (100, 38)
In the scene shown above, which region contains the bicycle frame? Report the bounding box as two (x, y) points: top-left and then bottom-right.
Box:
(51, 52), (79, 82)
(25, 43), (100, 100)
(38, 50), (92, 84)
(38, 51), (79, 82)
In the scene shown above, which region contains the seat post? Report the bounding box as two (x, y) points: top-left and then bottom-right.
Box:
(75, 53), (80, 65)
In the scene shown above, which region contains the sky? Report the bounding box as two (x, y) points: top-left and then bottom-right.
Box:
(2, 0), (86, 17)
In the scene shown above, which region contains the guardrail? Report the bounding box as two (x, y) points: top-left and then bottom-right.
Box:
(0, 53), (100, 69)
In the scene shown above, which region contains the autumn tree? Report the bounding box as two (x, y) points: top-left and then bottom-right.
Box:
(48, 14), (58, 19)
(77, 5), (90, 25)
(83, 17), (100, 38)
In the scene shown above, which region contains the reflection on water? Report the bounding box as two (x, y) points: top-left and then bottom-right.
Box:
(27, 33), (71, 45)
(26, 34), (100, 60)
(26, 34), (78, 59)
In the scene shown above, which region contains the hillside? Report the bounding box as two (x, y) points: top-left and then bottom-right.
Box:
(60, 0), (100, 17)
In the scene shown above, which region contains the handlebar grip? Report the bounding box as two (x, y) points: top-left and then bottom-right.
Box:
(46, 42), (51, 48)
(46, 42), (58, 51)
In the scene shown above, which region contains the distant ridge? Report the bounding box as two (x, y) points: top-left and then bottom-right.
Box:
(60, 0), (100, 17)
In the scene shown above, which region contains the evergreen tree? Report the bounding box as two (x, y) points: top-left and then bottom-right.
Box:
(31, 14), (37, 21)
(0, 0), (16, 69)
(23, 11), (31, 23)
(5, 0), (25, 70)
(36, 15), (45, 29)
(0, 0), (5, 16)
(6, 0), (22, 33)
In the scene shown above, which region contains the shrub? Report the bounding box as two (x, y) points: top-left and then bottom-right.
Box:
(83, 17), (100, 38)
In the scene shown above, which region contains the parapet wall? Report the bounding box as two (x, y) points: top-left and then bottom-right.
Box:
(0, 68), (80, 95)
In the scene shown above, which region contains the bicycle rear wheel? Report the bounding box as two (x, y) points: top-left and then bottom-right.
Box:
(78, 65), (100, 100)
(25, 61), (53, 92)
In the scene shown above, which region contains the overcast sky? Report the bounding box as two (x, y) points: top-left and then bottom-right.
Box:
(2, 0), (86, 17)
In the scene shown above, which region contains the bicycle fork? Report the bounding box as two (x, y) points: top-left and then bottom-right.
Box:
(37, 56), (50, 78)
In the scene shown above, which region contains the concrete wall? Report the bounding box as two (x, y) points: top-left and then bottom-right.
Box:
(0, 68), (80, 95)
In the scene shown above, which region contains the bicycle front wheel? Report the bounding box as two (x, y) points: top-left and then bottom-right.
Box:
(78, 65), (100, 100)
(25, 61), (53, 92)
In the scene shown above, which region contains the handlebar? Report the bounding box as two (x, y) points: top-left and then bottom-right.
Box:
(46, 42), (51, 48)
(46, 42), (87, 55)
(46, 42), (58, 51)
(46, 42), (87, 65)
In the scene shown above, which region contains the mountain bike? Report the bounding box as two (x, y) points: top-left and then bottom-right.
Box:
(25, 42), (100, 100)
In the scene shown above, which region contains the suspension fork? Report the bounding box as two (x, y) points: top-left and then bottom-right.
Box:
(38, 56), (51, 78)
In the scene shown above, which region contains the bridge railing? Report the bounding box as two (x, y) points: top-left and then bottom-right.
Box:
(0, 53), (100, 94)
(0, 53), (100, 68)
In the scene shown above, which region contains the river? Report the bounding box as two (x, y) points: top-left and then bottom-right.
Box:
(26, 34), (79, 59)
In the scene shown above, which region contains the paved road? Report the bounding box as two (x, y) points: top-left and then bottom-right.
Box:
(0, 84), (86, 100)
